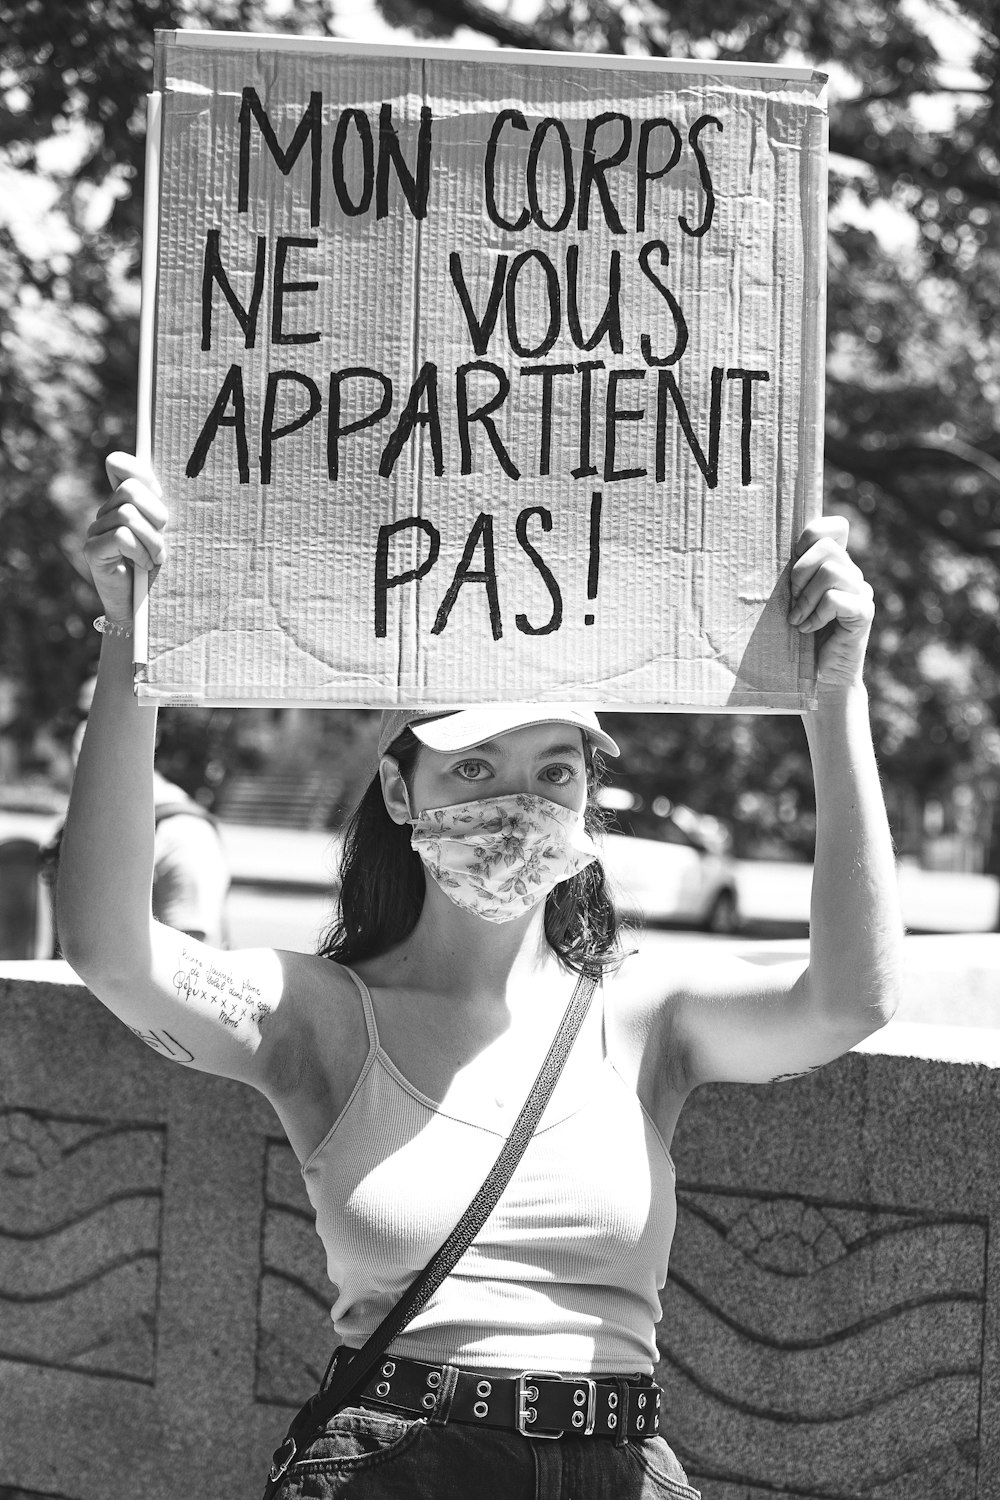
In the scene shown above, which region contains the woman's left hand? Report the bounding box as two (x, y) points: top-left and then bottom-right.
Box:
(788, 517), (874, 689)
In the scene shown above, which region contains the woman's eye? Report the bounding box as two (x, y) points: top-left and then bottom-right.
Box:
(542, 765), (574, 786)
(455, 760), (489, 780)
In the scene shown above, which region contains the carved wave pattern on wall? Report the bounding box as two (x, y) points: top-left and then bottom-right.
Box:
(256, 1139), (335, 1406)
(658, 1189), (987, 1500)
(0, 1108), (165, 1384)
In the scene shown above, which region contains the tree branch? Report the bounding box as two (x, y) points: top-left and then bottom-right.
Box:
(825, 433), (1000, 558)
(828, 123), (1000, 205)
(397, 0), (562, 50)
(842, 83), (992, 108)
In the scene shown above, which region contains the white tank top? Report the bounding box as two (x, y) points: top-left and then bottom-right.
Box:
(300, 966), (677, 1373)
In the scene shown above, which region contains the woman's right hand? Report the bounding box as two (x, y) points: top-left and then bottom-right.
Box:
(84, 453), (168, 624)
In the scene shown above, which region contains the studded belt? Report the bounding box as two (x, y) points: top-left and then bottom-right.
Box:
(345, 1349), (663, 1442)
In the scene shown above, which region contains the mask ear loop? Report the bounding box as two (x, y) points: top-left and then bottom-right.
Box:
(382, 755), (416, 827)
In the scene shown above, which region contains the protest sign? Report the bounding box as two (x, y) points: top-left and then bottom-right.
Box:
(138, 31), (827, 708)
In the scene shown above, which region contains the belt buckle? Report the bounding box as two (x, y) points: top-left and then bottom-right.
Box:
(517, 1371), (596, 1439)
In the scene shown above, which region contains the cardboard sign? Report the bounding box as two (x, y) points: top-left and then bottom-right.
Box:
(140, 32), (827, 709)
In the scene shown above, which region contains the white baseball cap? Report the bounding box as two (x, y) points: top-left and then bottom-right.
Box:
(377, 705), (619, 759)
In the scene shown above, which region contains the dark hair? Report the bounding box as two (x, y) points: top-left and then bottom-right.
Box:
(318, 729), (624, 976)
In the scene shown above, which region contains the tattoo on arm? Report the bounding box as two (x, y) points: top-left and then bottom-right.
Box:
(129, 1026), (195, 1062)
(172, 950), (272, 1031)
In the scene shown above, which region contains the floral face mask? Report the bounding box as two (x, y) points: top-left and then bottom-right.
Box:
(408, 791), (600, 924)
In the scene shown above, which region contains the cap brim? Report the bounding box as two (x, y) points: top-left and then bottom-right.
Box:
(411, 707), (619, 758)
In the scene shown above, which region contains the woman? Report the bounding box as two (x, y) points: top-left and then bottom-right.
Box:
(57, 452), (902, 1499)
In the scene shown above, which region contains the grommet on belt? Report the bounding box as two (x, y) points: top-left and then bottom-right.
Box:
(613, 1378), (630, 1447)
(473, 1377), (492, 1420)
(419, 1368), (441, 1414)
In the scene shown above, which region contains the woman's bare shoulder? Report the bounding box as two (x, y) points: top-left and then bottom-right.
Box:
(246, 950), (374, 1160)
(257, 950), (366, 1091)
(602, 945), (695, 1106)
(277, 948), (360, 1000)
(604, 942), (690, 1025)
(605, 939), (754, 1083)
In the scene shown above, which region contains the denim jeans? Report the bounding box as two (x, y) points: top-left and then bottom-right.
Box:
(272, 1404), (701, 1500)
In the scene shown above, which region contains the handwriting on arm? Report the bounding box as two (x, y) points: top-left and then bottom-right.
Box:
(172, 950), (272, 1031)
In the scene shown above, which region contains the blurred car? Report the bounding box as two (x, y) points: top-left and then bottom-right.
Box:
(597, 790), (741, 933)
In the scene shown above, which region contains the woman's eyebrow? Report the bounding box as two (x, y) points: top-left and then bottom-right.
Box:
(533, 740), (585, 759)
(455, 738), (584, 758)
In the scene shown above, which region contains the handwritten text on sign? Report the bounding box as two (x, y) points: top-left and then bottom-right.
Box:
(147, 39), (826, 706)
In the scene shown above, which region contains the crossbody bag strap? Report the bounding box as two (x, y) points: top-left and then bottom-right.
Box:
(264, 970), (598, 1492)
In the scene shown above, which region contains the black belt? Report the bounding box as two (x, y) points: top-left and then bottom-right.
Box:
(342, 1349), (663, 1442)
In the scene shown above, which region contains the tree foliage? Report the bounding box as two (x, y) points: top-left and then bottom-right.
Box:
(2, 0), (998, 859)
(0, 0), (336, 784)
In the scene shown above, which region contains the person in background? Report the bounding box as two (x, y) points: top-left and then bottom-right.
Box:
(55, 452), (902, 1500)
(41, 674), (230, 948)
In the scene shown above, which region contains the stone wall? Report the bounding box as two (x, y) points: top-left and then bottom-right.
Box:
(666, 1044), (997, 1498)
(1, 943), (998, 1500)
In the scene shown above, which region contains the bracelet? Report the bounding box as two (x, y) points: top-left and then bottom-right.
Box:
(93, 614), (134, 638)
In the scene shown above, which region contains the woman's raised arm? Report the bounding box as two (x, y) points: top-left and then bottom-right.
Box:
(56, 454), (292, 1087)
(665, 516), (904, 1089)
